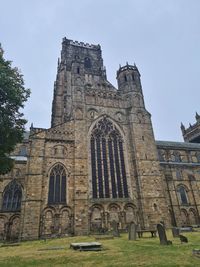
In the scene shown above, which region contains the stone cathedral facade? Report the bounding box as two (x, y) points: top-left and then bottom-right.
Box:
(1, 38), (200, 241)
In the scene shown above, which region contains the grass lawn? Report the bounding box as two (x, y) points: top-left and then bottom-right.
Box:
(0, 230), (200, 267)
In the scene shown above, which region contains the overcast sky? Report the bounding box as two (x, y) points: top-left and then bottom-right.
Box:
(1, 0), (200, 141)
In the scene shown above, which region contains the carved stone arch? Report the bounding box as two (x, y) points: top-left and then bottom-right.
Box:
(59, 206), (72, 235)
(9, 214), (21, 241)
(88, 114), (125, 138)
(41, 207), (55, 237)
(177, 183), (189, 192)
(180, 209), (189, 226)
(48, 162), (69, 176)
(89, 203), (104, 213)
(0, 215), (8, 241)
(107, 203), (121, 224)
(188, 208), (199, 225)
(89, 204), (104, 233)
(124, 203), (137, 224)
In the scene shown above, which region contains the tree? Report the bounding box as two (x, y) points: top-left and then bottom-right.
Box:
(0, 45), (30, 174)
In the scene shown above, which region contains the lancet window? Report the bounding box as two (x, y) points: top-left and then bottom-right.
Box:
(90, 116), (128, 199)
(48, 164), (66, 204)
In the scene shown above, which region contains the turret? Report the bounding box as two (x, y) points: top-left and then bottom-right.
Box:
(117, 63), (142, 92)
(182, 112), (200, 143)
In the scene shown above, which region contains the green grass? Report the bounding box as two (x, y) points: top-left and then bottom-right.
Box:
(0, 231), (200, 267)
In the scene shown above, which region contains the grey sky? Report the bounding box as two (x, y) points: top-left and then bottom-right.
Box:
(1, 0), (200, 141)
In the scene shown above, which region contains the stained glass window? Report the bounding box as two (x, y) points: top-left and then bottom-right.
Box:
(91, 116), (128, 198)
(48, 164), (66, 204)
(2, 180), (22, 211)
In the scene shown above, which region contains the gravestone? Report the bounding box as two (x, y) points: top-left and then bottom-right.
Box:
(172, 227), (180, 238)
(128, 222), (137, 240)
(112, 220), (120, 237)
(179, 234), (188, 243)
(157, 223), (172, 245)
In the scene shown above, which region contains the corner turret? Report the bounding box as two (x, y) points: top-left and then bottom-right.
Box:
(117, 63), (142, 92)
(182, 112), (200, 143)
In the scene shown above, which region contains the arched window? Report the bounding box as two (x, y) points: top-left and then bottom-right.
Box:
(177, 186), (188, 205)
(84, 57), (91, 68)
(176, 169), (182, 180)
(2, 180), (22, 211)
(90, 116), (128, 199)
(48, 164), (66, 204)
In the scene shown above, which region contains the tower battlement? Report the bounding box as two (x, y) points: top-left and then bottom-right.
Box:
(117, 64), (140, 78)
(62, 37), (100, 50)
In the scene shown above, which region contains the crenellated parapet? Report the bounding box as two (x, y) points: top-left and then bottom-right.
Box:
(62, 37), (100, 50)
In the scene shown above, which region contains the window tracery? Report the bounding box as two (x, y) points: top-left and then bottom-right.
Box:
(48, 164), (66, 204)
(90, 116), (128, 199)
(2, 180), (22, 212)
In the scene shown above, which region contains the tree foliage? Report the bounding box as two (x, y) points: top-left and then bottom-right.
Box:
(0, 46), (30, 174)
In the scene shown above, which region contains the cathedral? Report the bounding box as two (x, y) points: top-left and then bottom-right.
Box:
(0, 37), (200, 241)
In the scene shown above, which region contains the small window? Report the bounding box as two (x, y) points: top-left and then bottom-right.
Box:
(77, 67), (80, 74)
(177, 186), (188, 205)
(19, 146), (27, 156)
(124, 74), (127, 82)
(132, 74), (135, 81)
(176, 169), (182, 180)
(84, 57), (91, 68)
(153, 203), (158, 211)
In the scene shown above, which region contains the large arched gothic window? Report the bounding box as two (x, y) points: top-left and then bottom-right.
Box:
(90, 116), (128, 199)
(2, 180), (22, 211)
(48, 164), (66, 204)
(177, 186), (188, 205)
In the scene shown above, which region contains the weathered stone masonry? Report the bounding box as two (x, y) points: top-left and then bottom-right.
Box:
(0, 38), (200, 240)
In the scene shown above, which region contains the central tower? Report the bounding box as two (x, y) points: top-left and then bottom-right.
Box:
(51, 37), (107, 127)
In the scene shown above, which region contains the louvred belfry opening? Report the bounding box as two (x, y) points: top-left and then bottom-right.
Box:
(90, 116), (128, 199)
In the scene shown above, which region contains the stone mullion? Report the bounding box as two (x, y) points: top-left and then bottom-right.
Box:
(119, 140), (128, 198)
(117, 138), (124, 198)
(102, 137), (109, 198)
(96, 137), (104, 198)
(108, 138), (117, 198)
(106, 137), (112, 198)
(91, 138), (97, 198)
(113, 137), (123, 198)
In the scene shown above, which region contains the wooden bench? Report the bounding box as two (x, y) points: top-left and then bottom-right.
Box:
(137, 229), (157, 238)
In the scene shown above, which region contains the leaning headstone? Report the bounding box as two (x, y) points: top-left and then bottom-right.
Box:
(179, 234), (188, 243)
(172, 227), (180, 238)
(112, 221), (120, 237)
(157, 223), (172, 245)
(128, 222), (137, 240)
